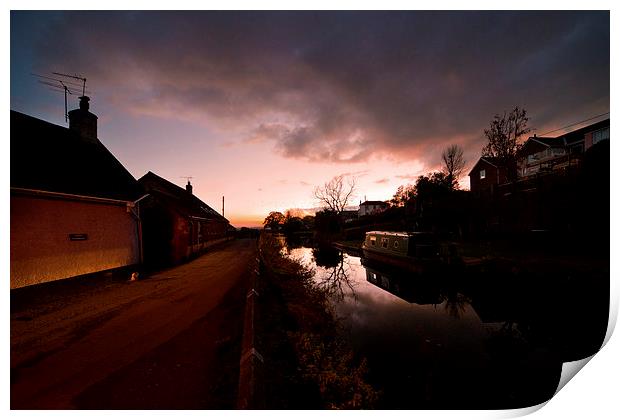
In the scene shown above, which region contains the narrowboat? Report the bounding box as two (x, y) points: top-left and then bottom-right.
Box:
(361, 231), (446, 272)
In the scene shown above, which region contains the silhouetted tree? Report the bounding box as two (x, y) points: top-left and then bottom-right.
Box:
(314, 175), (356, 214)
(263, 211), (285, 229)
(390, 184), (415, 207)
(441, 144), (466, 189)
(482, 106), (531, 180)
(314, 209), (341, 235)
(414, 172), (452, 198)
(283, 213), (305, 234)
(302, 215), (316, 230)
(412, 172), (453, 231)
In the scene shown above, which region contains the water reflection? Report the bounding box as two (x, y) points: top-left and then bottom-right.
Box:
(362, 258), (443, 306)
(312, 247), (356, 301)
(283, 238), (608, 409)
(440, 291), (472, 320)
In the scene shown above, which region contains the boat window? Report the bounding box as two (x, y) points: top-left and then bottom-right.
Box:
(381, 238), (389, 248)
(370, 236), (376, 246)
(393, 240), (399, 249)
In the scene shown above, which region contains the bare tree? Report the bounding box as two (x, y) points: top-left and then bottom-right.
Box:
(441, 144), (466, 188)
(481, 106), (531, 181)
(313, 175), (356, 214)
(482, 106), (531, 159)
(315, 250), (357, 302)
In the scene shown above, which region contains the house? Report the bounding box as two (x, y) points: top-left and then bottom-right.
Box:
(138, 171), (232, 267)
(468, 156), (509, 194)
(517, 118), (610, 178)
(517, 136), (570, 177)
(359, 200), (389, 217)
(10, 97), (145, 289)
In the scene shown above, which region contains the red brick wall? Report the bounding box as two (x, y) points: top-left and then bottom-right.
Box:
(470, 162), (504, 194)
(11, 194), (140, 288)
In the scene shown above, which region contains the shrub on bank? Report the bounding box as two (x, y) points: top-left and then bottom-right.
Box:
(258, 233), (379, 409)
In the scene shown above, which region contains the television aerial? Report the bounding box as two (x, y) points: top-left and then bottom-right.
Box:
(32, 72), (90, 122)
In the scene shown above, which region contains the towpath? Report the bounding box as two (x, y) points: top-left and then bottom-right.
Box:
(11, 238), (256, 409)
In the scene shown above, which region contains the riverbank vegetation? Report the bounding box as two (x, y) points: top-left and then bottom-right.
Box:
(257, 233), (378, 409)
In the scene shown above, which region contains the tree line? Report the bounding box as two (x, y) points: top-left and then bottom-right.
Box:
(264, 106), (532, 234)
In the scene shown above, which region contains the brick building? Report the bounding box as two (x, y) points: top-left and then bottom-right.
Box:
(138, 172), (233, 267)
(10, 98), (145, 288)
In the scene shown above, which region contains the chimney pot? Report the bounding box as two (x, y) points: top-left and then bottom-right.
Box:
(186, 181), (193, 194)
(79, 96), (90, 111)
(68, 96), (98, 142)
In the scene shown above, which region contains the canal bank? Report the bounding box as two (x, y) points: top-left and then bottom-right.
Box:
(252, 233), (379, 409)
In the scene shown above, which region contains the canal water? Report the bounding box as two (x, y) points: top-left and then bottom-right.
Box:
(283, 241), (608, 409)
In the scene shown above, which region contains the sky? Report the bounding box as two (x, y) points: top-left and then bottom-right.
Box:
(10, 11), (609, 227)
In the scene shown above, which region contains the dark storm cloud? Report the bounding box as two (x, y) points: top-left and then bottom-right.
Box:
(23, 11), (609, 163)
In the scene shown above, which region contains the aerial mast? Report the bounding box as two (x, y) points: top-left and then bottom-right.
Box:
(180, 176), (194, 194)
(32, 72), (90, 122)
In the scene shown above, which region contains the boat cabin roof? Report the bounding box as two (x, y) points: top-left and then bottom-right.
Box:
(366, 231), (434, 238)
(366, 231), (410, 237)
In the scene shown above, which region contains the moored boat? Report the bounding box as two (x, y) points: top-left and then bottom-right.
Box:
(361, 231), (447, 272)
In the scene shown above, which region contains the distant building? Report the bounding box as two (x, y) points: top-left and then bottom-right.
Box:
(468, 156), (509, 195)
(10, 98), (145, 289)
(359, 200), (389, 217)
(517, 118), (610, 178)
(138, 171), (232, 267)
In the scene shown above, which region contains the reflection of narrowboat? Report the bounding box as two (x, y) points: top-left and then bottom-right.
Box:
(363, 258), (443, 305)
(362, 231), (444, 271)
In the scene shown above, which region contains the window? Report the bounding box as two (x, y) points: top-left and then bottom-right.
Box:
(480, 169), (486, 179)
(593, 127), (610, 144)
(370, 236), (376, 246)
(393, 240), (399, 249)
(381, 238), (389, 248)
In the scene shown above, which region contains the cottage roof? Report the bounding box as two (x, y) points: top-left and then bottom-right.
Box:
(467, 156), (505, 176)
(10, 110), (143, 201)
(360, 200), (388, 206)
(139, 171), (228, 223)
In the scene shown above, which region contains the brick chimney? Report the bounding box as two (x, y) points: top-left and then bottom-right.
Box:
(186, 180), (193, 194)
(68, 96), (98, 142)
